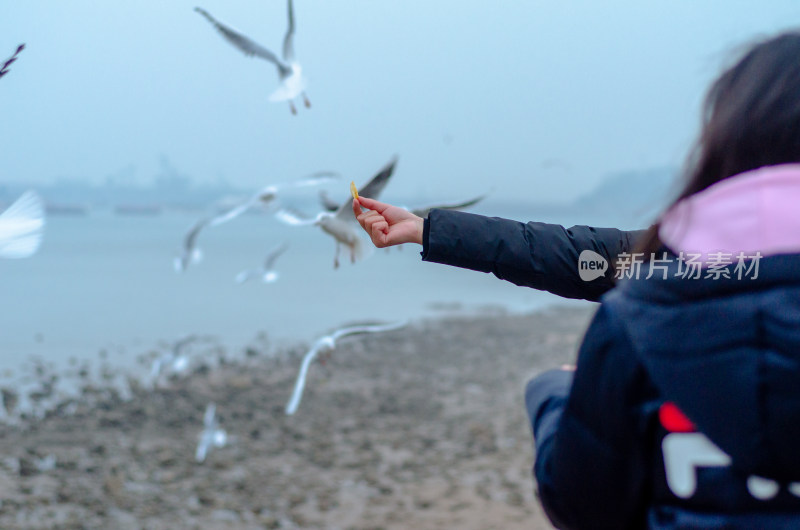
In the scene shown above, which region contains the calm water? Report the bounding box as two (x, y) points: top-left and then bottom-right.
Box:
(2, 206), (598, 379)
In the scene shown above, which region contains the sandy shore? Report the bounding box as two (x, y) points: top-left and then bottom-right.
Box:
(0, 304), (595, 530)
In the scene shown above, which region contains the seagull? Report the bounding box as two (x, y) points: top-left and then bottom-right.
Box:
(0, 44), (24, 79)
(173, 172), (337, 272)
(195, 403), (228, 463)
(195, 0), (309, 114)
(274, 158), (397, 268)
(235, 241), (290, 284)
(0, 190), (45, 258)
(148, 335), (203, 387)
(285, 321), (408, 416)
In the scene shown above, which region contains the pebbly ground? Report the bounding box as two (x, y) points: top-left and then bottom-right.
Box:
(0, 304), (595, 529)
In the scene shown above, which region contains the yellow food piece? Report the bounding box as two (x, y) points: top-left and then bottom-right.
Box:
(350, 181), (359, 200)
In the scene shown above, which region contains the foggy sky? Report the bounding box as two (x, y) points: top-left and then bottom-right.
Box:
(2, 1), (800, 204)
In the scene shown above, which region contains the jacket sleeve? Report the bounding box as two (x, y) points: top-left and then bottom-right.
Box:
(526, 303), (650, 530)
(421, 209), (644, 302)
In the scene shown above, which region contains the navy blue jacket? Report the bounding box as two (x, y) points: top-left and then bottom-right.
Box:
(422, 207), (800, 529)
(421, 209), (644, 302)
(528, 253), (800, 529)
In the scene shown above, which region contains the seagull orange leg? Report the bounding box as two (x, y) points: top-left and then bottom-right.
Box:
(289, 101), (297, 115)
(303, 93), (311, 108)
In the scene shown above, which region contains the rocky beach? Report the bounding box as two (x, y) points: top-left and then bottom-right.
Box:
(0, 305), (595, 529)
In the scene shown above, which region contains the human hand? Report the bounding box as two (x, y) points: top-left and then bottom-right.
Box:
(353, 196), (424, 248)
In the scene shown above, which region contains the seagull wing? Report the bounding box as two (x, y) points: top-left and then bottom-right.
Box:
(330, 320), (409, 341)
(274, 207), (320, 226)
(235, 268), (260, 283)
(264, 241), (290, 269)
(335, 157), (398, 219)
(285, 341), (326, 415)
(173, 334), (198, 355)
(282, 0), (296, 62)
(0, 190), (45, 258)
(184, 217), (211, 252)
(0, 44), (24, 78)
(409, 193), (488, 218)
(149, 357), (165, 382)
(195, 438), (208, 463)
(318, 190), (340, 212)
(203, 403), (217, 428)
(175, 217), (211, 271)
(195, 7), (291, 76)
(208, 195), (260, 227)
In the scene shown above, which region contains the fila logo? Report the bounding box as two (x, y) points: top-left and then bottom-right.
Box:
(660, 402), (800, 500)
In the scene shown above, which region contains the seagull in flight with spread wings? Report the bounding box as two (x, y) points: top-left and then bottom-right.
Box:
(0, 190), (45, 259)
(173, 172), (337, 272)
(285, 321), (408, 416)
(195, 0), (309, 114)
(275, 158), (397, 268)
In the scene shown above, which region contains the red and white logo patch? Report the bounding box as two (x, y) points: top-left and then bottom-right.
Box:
(659, 402), (793, 500)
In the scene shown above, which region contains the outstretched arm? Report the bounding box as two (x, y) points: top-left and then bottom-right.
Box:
(353, 197), (645, 302)
(352, 196), (424, 248)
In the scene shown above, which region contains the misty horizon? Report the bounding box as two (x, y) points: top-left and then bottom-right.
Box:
(3, 2), (800, 207)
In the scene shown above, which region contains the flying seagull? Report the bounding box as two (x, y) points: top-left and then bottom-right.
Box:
(195, 403), (228, 463)
(285, 321), (408, 416)
(148, 335), (206, 387)
(173, 172), (337, 272)
(0, 190), (45, 259)
(0, 44), (24, 79)
(195, 0), (309, 114)
(274, 158), (397, 268)
(235, 241), (290, 284)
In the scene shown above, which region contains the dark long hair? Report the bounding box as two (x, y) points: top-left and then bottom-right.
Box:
(637, 30), (800, 254)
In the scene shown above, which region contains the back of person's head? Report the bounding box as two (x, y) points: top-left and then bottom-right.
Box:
(638, 29), (800, 253)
